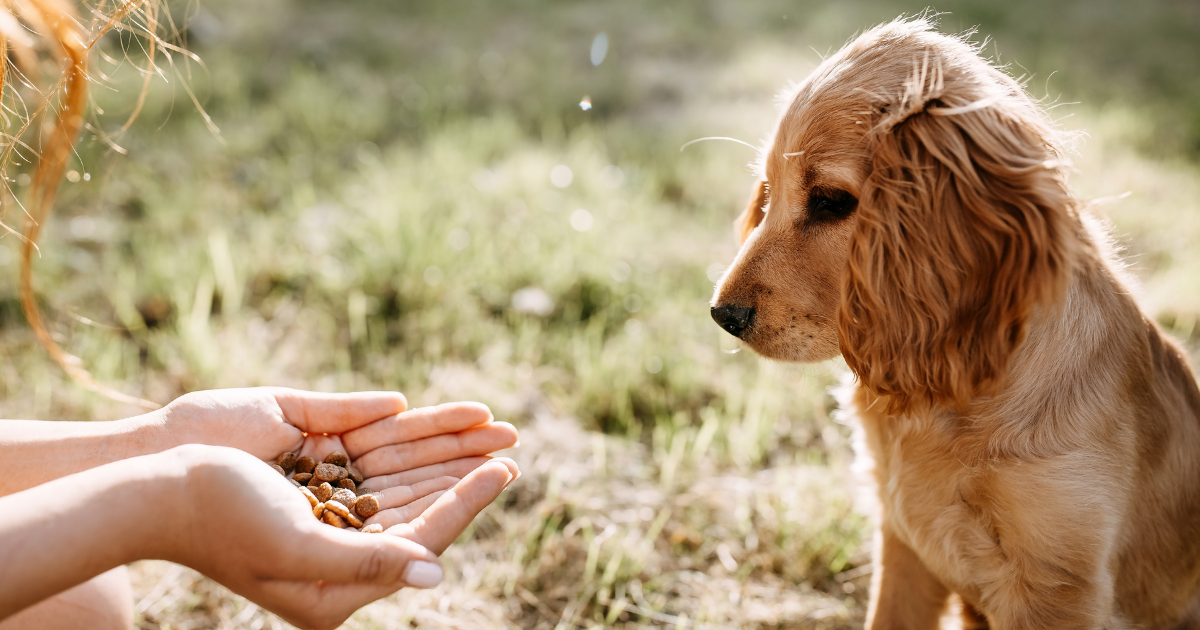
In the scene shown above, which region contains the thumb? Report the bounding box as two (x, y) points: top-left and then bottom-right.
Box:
(291, 526), (445, 588)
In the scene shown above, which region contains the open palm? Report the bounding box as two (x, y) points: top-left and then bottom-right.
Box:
(154, 387), (518, 523)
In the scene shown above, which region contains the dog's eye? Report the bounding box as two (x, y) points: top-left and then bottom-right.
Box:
(806, 189), (858, 224)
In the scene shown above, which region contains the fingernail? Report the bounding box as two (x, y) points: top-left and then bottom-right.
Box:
(403, 561), (443, 588)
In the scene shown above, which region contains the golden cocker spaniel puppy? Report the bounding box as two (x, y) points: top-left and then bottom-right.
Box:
(710, 17), (1200, 630)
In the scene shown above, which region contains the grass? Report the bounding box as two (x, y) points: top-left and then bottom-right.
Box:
(1, 0), (1199, 627)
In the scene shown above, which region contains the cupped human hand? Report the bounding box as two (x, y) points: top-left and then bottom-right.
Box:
(339, 402), (519, 520)
(162, 445), (517, 630)
(153, 388), (518, 473)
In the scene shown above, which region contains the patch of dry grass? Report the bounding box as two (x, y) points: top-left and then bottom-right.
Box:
(131, 378), (868, 630)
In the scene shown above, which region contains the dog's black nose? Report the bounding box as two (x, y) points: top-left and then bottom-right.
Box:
(711, 303), (754, 338)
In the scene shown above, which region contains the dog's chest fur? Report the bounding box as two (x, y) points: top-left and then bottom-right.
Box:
(842, 377), (1138, 620)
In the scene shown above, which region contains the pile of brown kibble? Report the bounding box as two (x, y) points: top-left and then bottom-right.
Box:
(272, 450), (384, 533)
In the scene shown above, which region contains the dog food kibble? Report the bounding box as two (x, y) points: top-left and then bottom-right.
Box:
(331, 488), (357, 508)
(324, 500), (364, 527)
(346, 463), (365, 485)
(353, 494), (380, 518)
(314, 463), (347, 483)
(322, 510), (348, 528)
(295, 455), (317, 475)
(269, 452), (385, 534)
(276, 452), (298, 473)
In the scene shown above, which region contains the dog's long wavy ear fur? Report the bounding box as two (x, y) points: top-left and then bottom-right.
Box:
(839, 91), (1082, 414)
(737, 180), (768, 244)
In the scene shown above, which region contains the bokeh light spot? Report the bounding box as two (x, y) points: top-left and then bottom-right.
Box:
(600, 165), (624, 189)
(570, 208), (593, 232)
(645, 355), (663, 374)
(590, 33), (608, 66)
(424, 265), (444, 286)
(512, 286), (555, 316)
(448, 228), (470, 250)
(550, 164), (573, 188)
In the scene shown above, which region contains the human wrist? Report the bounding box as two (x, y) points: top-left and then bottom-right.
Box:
(136, 445), (209, 563)
(120, 407), (180, 455)
(106, 448), (193, 564)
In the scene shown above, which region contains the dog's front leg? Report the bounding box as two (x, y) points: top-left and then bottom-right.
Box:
(866, 525), (950, 630)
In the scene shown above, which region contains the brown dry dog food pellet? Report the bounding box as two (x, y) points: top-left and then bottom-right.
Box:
(277, 452), (298, 473)
(346, 463), (365, 485)
(270, 464), (287, 476)
(299, 486), (319, 507)
(292, 468), (382, 533)
(324, 451), (349, 467)
(295, 455), (317, 475)
(323, 500), (364, 528)
(353, 494), (380, 518)
(330, 488), (357, 509)
(293, 473), (313, 485)
(338, 478), (356, 492)
(322, 510), (347, 528)
(314, 463), (347, 483)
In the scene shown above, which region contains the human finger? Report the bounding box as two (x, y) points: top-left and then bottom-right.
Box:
(372, 477), (459, 510)
(388, 460), (516, 554)
(276, 523), (440, 586)
(360, 457), (495, 491)
(271, 389), (407, 435)
(341, 403), (494, 456)
(293, 434), (345, 462)
(365, 491), (445, 530)
(354, 423), (518, 478)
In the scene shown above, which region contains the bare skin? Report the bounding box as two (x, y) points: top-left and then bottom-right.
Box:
(0, 387), (521, 630)
(0, 387), (519, 496)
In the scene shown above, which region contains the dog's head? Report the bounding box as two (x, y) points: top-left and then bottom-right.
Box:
(711, 18), (1083, 413)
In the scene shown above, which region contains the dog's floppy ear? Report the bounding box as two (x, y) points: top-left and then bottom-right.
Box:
(839, 96), (1081, 413)
(736, 180), (768, 244)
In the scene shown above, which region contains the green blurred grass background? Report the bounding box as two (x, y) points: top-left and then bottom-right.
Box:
(2, 1), (1198, 628)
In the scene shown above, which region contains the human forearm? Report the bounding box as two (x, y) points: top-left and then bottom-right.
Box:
(0, 450), (183, 620)
(0, 412), (175, 496)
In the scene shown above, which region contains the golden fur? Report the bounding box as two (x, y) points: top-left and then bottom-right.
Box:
(712, 17), (1200, 629)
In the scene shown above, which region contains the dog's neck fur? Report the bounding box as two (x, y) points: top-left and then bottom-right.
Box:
(899, 221), (1200, 464)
